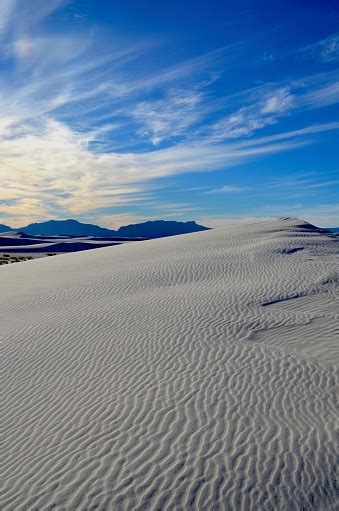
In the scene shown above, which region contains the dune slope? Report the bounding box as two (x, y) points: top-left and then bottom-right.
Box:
(1, 218), (338, 510)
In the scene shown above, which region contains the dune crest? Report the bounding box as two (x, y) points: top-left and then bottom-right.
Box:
(1, 218), (338, 510)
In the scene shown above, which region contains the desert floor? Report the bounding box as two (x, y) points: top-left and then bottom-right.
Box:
(1, 218), (338, 510)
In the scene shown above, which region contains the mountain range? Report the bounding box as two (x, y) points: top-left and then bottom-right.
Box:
(0, 223), (11, 233)
(0, 219), (210, 238)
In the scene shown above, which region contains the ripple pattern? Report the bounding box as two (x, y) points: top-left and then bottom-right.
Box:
(1, 218), (338, 510)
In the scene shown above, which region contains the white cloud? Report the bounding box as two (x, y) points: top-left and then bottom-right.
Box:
(304, 34), (339, 63)
(261, 88), (294, 113)
(210, 77), (339, 142)
(205, 185), (249, 193)
(210, 87), (294, 140)
(320, 35), (339, 62)
(132, 90), (204, 145)
(300, 81), (339, 108)
(212, 108), (271, 139)
(264, 173), (339, 191)
(299, 34), (339, 64)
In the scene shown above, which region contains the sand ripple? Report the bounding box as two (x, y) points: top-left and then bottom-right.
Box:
(1, 218), (338, 510)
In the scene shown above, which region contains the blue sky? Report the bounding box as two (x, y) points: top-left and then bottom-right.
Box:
(0, 0), (338, 228)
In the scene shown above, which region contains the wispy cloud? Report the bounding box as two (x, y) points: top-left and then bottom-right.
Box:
(0, 0), (16, 38)
(132, 90), (205, 145)
(302, 34), (339, 63)
(319, 34), (339, 62)
(205, 185), (249, 193)
(300, 81), (339, 108)
(260, 88), (294, 114)
(207, 77), (339, 142)
(2, 114), (337, 224)
(0, 1), (338, 226)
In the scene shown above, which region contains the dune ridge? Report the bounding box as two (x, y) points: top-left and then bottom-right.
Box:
(1, 218), (338, 510)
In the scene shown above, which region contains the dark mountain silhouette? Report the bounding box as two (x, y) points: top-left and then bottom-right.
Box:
(12, 218), (209, 238)
(327, 227), (339, 233)
(0, 224), (11, 233)
(117, 220), (209, 238)
(19, 219), (115, 237)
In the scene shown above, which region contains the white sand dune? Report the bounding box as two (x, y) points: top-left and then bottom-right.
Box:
(1, 218), (338, 510)
(0, 233), (137, 257)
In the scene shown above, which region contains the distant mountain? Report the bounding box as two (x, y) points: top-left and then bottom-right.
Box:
(327, 227), (339, 233)
(117, 220), (209, 238)
(0, 224), (12, 233)
(20, 219), (115, 237)
(16, 218), (210, 238)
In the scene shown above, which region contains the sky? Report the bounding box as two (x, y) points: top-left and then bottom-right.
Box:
(0, 0), (338, 229)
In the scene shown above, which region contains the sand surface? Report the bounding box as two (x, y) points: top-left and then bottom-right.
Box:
(0, 233), (139, 258)
(1, 218), (338, 510)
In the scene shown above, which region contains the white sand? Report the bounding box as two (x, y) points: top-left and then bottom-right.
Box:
(1, 218), (338, 510)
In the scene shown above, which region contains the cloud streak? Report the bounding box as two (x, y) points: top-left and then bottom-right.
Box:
(302, 34), (339, 63)
(0, 1), (338, 226)
(1, 114), (337, 225)
(205, 185), (249, 193)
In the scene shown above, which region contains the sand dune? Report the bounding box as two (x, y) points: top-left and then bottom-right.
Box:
(0, 232), (140, 259)
(1, 218), (338, 510)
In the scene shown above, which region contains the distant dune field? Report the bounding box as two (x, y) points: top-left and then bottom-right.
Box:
(1, 218), (338, 510)
(0, 232), (142, 261)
